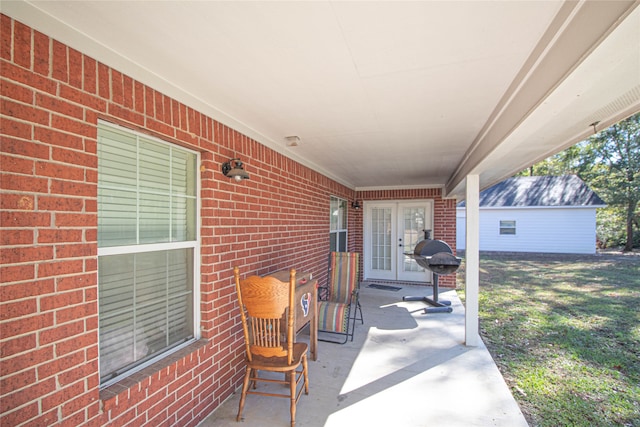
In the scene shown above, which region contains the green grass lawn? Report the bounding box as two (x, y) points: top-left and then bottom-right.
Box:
(457, 251), (640, 427)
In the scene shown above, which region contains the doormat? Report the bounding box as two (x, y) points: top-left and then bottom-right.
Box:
(367, 284), (402, 291)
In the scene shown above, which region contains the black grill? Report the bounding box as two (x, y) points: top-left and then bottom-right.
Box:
(403, 230), (461, 313)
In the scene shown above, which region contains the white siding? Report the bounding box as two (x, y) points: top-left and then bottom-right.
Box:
(456, 207), (598, 254)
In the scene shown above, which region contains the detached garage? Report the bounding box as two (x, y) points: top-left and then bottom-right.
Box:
(457, 175), (606, 254)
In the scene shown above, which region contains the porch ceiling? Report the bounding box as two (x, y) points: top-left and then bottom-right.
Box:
(5, 1), (639, 198)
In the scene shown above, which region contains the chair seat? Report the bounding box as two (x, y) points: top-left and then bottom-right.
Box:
(318, 301), (349, 333)
(247, 342), (308, 372)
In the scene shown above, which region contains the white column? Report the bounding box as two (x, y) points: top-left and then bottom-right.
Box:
(465, 174), (480, 346)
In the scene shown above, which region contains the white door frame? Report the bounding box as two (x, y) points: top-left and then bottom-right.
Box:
(363, 200), (434, 282)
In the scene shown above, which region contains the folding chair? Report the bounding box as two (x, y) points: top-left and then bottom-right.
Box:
(317, 252), (364, 344)
(233, 267), (309, 427)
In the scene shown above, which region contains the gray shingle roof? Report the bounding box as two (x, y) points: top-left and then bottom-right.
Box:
(458, 175), (606, 207)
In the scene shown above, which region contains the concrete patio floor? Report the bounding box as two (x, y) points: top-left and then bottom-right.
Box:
(199, 283), (529, 427)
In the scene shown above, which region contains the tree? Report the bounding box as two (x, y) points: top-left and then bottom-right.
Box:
(583, 113), (640, 251)
(518, 113), (640, 251)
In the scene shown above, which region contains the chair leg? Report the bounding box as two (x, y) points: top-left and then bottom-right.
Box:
(289, 370), (296, 427)
(357, 300), (364, 324)
(236, 366), (251, 422)
(302, 353), (309, 394)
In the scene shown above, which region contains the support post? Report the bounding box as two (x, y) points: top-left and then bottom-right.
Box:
(465, 174), (480, 346)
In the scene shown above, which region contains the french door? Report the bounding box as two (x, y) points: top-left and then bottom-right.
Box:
(363, 200), (433, 282)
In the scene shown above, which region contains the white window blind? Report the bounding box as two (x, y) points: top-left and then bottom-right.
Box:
(97, 122), (199, 386)
(330, 196), (347, 252)
(500, 220), (516, 235)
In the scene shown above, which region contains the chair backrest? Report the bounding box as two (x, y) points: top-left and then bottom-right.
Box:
(234, 267), (297, 364)
(327, 252), (359, 304)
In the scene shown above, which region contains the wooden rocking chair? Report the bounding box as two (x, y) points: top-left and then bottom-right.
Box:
(233, 267), (309, 427)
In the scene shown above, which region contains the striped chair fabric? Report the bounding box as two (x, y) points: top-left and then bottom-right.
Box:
(317, 252), (363, 343)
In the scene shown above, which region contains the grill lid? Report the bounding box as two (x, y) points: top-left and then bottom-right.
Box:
(413, 238), (452, 257)
(426, 252), (460, 275)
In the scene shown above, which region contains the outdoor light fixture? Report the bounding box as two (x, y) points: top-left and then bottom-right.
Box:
(352, 200), (361, 210)
(221, 158), (250, 182)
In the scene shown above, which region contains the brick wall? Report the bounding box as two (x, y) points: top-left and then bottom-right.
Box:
(0, 15), (456, 427)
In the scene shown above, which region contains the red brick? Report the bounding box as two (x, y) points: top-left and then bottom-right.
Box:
(123, 74), (134, 109)
(0, 334), (36, 358)
(55, 212), (96, 227)
(37, 91), (84, 119)
(0, 14), (11, 60)
(52, 39), (68, 83)
(0, 192), (35, 212)
(1, 79), (35, 104)
(56, 272), (96, 291)
(37, 259), (84, 278)
(107, 102), (145, 126)
(0, 402), (39, 427)
(56, 243), (95, 259)
(0, 278), (54, 302)
(134, 81), (145, 113)
(39, 320), (84, 346)
(52, 146), (97, 168)
(21, 409), (60, 427)
(68, 48), (83, 89)
(1, 264), (35, 284)
(59, 84), (107, 112)
(41, 379), (84, 412)
(0, 116), (32, 139)
(84, 319), (98, 340)
(0, 136), (49, 159)
(56, 333), (97, 358)
(0, 346), (52, 377)
(0, 61), (57, 94)
(1, 98), (49, 125)
(34, 125), (84, 150)
(51, 114), (95, 138)
(0, 312), (53, 339)
(40, 289), (83, 311)
(13, 20), (31, 69)
(2, 377), (56, 412)
(0, 297), (37, 320)
(63, 389), (96, 418)
(111, 69), (124, 104)
(33, 30), (50, 76)
(50, 180), (95, 198)
(0, 245), (53, 264)
(38, 350), (85, 381)
(1, 228), (34, 245)
(97, 62), (110, 99)
(37, 228), (82, 243)
(0, 173), (49, 193)
(0, 369), (36, 397)
(36, 161), (85, 181)
(0, 154), (34, 174)
(83, 55), (97, 94)
(38, 196), (85, 212)
(56, 301), (97, 324)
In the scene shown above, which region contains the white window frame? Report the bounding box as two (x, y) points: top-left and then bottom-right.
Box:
(499, 220), (516, 235)
(97, 121), (200, 388)
(330, 196), (348, 252)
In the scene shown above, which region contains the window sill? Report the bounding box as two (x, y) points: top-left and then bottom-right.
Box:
(99, 338), (208, 404)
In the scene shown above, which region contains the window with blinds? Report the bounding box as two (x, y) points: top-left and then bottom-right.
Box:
(97, 122), (199, 386)
(330, 196), (347, 252)
(500, 220), (516, 235)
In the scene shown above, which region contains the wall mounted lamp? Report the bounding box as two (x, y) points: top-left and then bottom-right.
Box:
(221, 158), (250, 182)
(352, 200), (361, 210)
